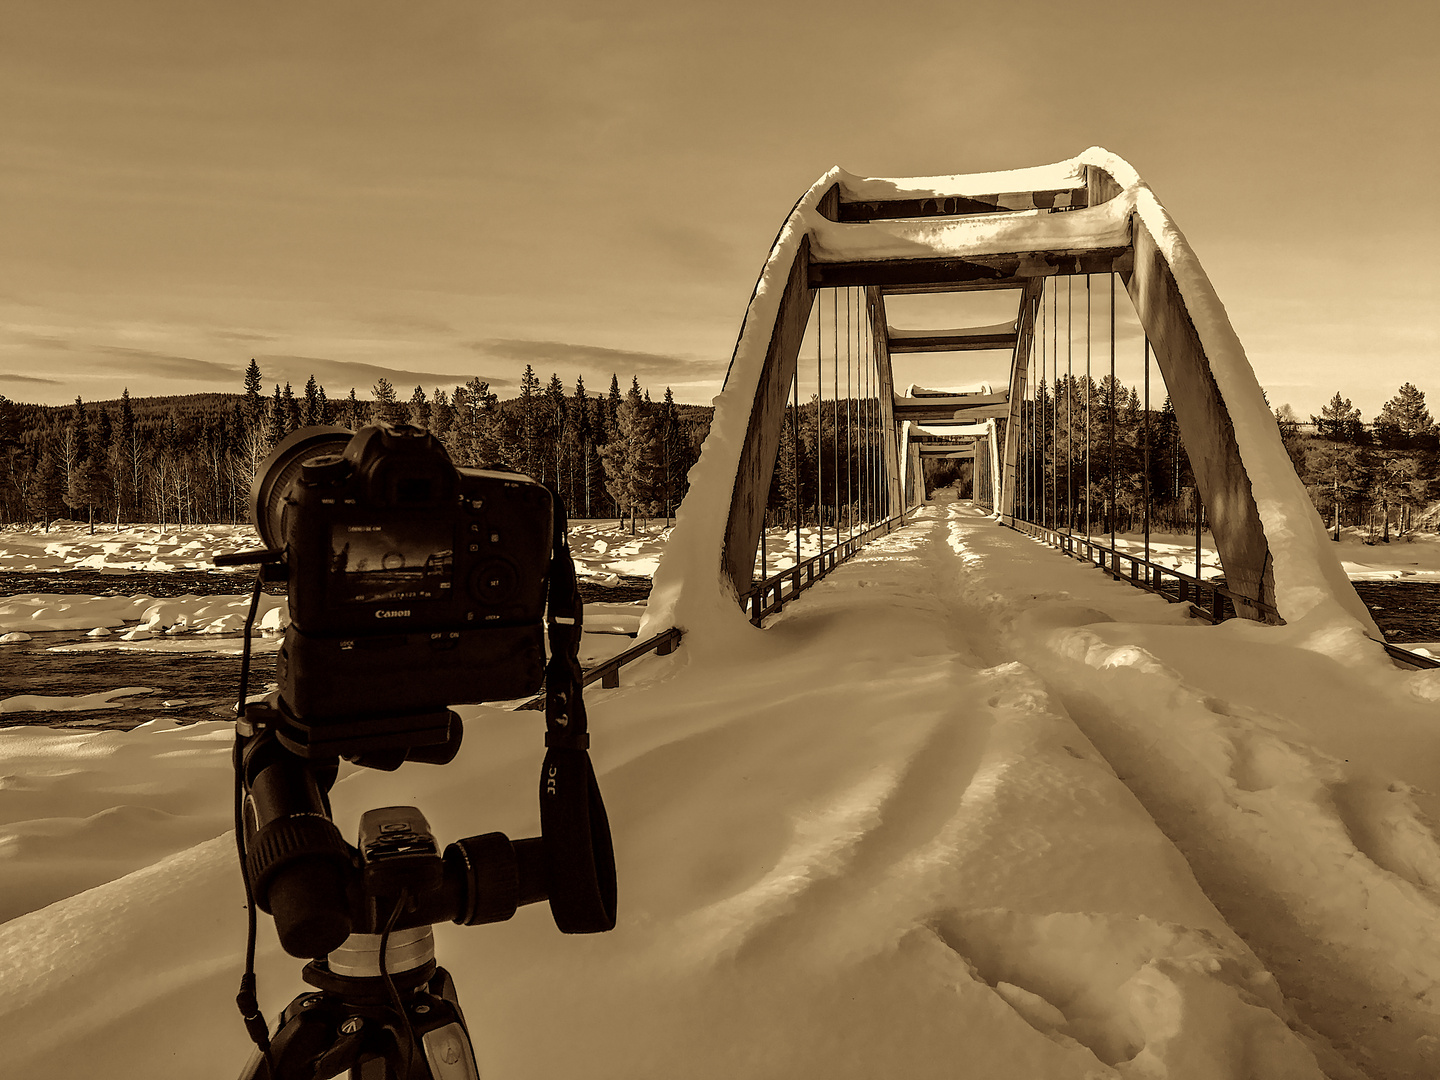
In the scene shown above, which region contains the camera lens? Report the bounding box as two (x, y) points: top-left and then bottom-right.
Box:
(250, 426), (356, 550)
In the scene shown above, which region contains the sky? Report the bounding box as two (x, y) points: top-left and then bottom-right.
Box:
(1, 0), (1435, 419)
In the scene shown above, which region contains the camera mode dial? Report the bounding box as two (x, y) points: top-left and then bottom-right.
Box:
(300, 454), (351, 486)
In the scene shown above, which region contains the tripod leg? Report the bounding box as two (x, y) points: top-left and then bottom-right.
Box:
(390, 969), (478, 1080)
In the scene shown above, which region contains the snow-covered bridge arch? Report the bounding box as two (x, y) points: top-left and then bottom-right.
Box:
(640, 149), (1377, 644)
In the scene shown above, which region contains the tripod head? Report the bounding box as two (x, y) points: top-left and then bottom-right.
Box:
(237, 711), (573, 958)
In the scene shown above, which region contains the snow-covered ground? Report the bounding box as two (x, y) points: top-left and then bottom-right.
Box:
(0, 517), (668, 582)
(3, 499), (1440, 1078)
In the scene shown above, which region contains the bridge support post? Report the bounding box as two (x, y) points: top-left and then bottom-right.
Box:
(1000, 279), (1043, 517)
(866, 287), (904, 518)
(1123, 220), (1275, 619)
(721, 235), (818, 603)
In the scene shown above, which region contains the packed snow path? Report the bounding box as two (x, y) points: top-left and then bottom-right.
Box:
(4, 501), (1440, 1078)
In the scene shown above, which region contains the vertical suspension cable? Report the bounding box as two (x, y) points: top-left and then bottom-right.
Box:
(864, 290), (873, 524)
(817, 290), (825, 556)
(1109, 273), (1116, 559)
(1027, 300), (1035, 523)
(865, 308), (873, 524)
(1054, 279), (1065, 532)
(792, 361), (800, 567)
(1143, 335), (1152, 575)
(1066, 277), (1073, 535)
(1042, 280), (1054, 529)
(847, 290), (854, 537)
(837, 289), (845, 543)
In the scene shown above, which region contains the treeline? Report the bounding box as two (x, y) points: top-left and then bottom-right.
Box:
(990, 377), (1438, 539)
(0, 362), (712, 531)
(763, 394), (894, 529)
(1283, 384), (1439, 538)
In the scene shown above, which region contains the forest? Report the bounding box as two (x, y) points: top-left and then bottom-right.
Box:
(0, 363), (1434, 545)
(980, 378), (1440, 541)
(0, 362), (711, 532)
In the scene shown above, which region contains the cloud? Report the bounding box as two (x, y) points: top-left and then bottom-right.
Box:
(91, 346), (242, 380)
(209, 329), (278, 343)
(466, 338), (727, 382)
(0, 372), (63, 385)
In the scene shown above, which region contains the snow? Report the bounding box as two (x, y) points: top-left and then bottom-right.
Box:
(889, 322), (1015, 340)
(2, 501), (1439, 1077)
(904, 382), (995, 397)
(0, 522), (259, 573)
(0, 687), (156, 714)
(807, 182), (1133, 265)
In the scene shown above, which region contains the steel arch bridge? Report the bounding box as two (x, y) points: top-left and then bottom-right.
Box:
(640, 148), (1379, 646)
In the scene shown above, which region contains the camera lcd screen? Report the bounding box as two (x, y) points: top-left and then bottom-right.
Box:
(330, 521), (454, 604)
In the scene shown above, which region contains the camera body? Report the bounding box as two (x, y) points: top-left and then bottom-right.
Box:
(262, 424), (552, 758)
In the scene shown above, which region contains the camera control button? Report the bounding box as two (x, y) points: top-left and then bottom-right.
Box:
(469, 559), (518, 604)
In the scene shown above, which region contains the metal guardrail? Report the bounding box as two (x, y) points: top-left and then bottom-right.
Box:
(1003, 516), (1282, 623)
(1380, 640), (1440, 670)
(1002, 516), (1440, 670)
(746, 511), (915, 626)
(517, 627), (684, 709)
(584, 626), (684, 688)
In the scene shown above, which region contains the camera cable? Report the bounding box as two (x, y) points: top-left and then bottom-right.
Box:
(378, 888), (418, 1079)
(232, 567), (274, 1065)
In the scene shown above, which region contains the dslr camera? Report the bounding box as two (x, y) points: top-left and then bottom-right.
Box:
(251, 423), (554, 760)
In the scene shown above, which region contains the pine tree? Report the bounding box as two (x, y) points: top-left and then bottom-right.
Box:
(66, 455), (109, 533)
(407, 386), (430, 429)
(1313, 392), (1364, 443)
(658, 387), (683, 523)
(600, 377), (660, 534)
(544, 373), (568, 491)
(518, 365), (541, 476)
(430, 388), (453, 440)
(571, 376), (591, 516)
(301, 375), (322, 427)
(1374, 383), (1435, 449)
(372, 378), (402, 424)
(344, 389), (364, 430)
(267, 385), (286, 445)
(606, 374), (622, 437)
(1308, 442), (1364, 538)
(72, 397), (90, 466)
(243, 360), (264, 433)
(34, 445), (63, 530)
(281, 382), (300, 434)
(112, 389), (136, 523)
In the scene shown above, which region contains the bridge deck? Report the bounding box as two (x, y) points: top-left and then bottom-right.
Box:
(579, 498), (1440, 1077)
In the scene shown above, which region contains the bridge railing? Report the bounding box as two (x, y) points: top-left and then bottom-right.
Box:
(1002, 516), (1439, 670)
(1004, 515), (1282, 623)
(747, 511), (913, 625)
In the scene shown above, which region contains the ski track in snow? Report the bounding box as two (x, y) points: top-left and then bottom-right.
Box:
(2, 506), (1440, 1076)
(941, 502), (1440, 1080)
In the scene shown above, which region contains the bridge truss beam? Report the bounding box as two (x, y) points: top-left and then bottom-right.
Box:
(646, 151), (1379, 645)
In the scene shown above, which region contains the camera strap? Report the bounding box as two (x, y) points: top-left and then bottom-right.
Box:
(539, 495), (617, 933)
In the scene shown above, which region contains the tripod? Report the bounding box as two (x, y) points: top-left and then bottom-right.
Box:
(226, 481), (615, 1078)
(233, 716), (568, 1080)
(240, 925), (477, 1080)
